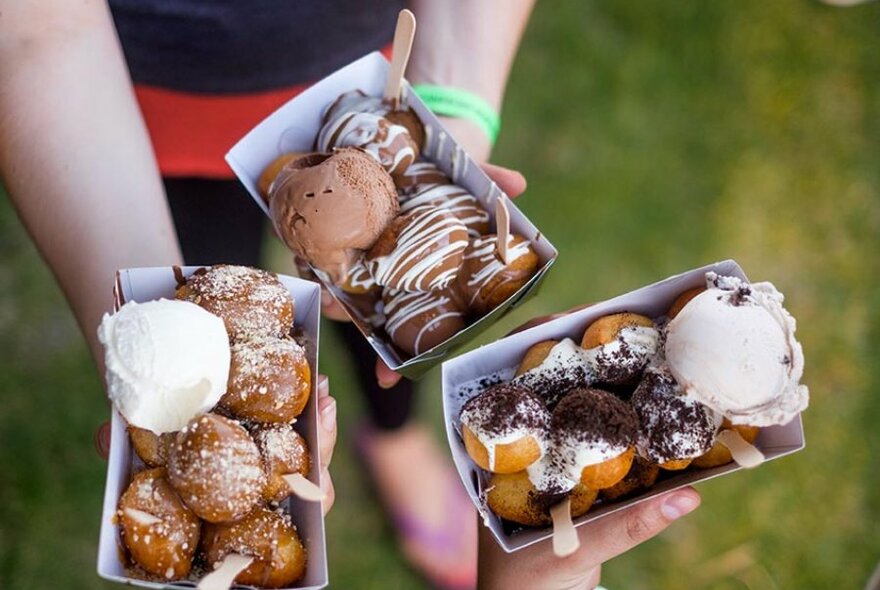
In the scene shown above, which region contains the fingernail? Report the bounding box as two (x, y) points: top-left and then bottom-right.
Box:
(661, 493), (699, 521)
(321, 398), (336, 431)
(94, 424), (111, 458)
(321, 290), (334, 306)
(318, 375), (329, 394)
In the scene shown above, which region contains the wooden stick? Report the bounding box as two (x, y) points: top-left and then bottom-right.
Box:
(197, 553), (254, 590)
(495, 194), (511, 264)
(122, 508), (162, 526)
(549, 497), (579, 557)
(716, 429), (765, 469)
(282, 473), (327, 502)
(383, 9), (417, 108)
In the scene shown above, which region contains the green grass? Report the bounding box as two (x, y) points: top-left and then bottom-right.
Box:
(2, 1), (880, 588)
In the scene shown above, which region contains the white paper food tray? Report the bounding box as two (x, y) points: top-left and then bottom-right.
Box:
(226, 51), (558, 379)
(441, 259), (806, 552)
(96, 266), (327, 589)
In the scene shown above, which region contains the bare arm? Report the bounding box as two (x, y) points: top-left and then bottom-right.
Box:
(407, 0), (536, 161)
(0, 0), (182, 367)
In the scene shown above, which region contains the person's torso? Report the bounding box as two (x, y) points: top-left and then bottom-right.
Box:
(110, 0), (405, 93)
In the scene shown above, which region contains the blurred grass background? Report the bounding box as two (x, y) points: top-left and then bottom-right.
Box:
(2, 1), (880, 588)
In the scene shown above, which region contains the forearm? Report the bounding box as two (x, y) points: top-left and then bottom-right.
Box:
(407, 0), (536, 159)
(0, 0), (182, 367)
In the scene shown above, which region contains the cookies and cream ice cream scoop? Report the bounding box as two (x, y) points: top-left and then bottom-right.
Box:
(98, 299), (230, 433)
(665, 272), (808, 426)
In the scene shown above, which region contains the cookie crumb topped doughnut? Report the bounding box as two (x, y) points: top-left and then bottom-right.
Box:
(460, 383), (549, 473)
(550, 388), (638, 489)
(631, 366), (719, 470)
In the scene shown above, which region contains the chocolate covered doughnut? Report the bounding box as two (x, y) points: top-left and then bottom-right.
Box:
(458, 234), (539, 317)
(383, 287), (466, 356)
(366, 205), (469, 292)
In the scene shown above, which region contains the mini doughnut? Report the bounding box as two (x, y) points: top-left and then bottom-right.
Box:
(600, 455), (661, 501)
(550, 388), (639, 490)
(580, 312), (658, 386)
(383, 287), (467, 356)
(321, 89), (426, 149)
(580, 312), (653, 349)
(692, 420), (760, 469)
(667, 286), (706, 319)
(631, 366), (719, 471)
(252, 423), (311, 504)
(460, 383), (549, 474)
(339, 258), (380, 296)
(221, 336), (311, 423)
(395, 161), (451, 195)
(486, 470), (597, 527)
(176, 265), (294, 341)
(512, 339), (593, 409)
(258, 152), (309, 201)
(200, 505), (307, 589)
(366, 205), (469, 292)
(167, 414), (266, 523)
(515, 340), (559, 376)
(316, 111), (418, 177)
(399, 184), (490, 237)
(458, 234), (540, 317)
(128, 426), (176, 468)
(117, 468), (199, 580)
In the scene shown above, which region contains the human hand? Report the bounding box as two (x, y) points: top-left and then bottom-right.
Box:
(373, 160), (528, 389)
(477, 488), (702, 589)
(94, 375), (338, 516)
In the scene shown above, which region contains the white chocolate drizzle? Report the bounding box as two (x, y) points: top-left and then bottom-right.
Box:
(400, 184), (489, 237)
(367, 205), (468, 292)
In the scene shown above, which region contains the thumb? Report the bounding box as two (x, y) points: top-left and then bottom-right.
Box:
(571, 488), (701, 567)
(375, 358), (402, 389)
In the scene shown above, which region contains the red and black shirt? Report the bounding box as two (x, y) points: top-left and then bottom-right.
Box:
(110, 0), (404, 177)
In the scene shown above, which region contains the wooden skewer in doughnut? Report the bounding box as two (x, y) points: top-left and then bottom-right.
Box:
(197, 553), (255, 590)
(383, 9), (417, 108)
(282, 473), (327, 502)
(550, 497), (580, 558)
(716, 429), (765, 468)
(495, 194), (511, 264)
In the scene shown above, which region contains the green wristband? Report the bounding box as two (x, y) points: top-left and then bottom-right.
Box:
(413, 84), (501, 145)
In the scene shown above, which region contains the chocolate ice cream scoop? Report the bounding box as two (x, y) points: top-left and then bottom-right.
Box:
(316, 111), (418, 178)
(366, 205), (469, 292)
(269, 148), (399, 284)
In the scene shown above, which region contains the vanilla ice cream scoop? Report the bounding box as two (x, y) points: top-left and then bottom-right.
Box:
(665, 272), (808, 427)
(98, 299), (231, 433)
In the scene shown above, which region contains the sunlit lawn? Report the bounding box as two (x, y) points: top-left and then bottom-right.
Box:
(2, 1), (879, 588)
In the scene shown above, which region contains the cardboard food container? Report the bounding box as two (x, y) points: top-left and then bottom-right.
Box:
(226, 51), (558, 380)
(96, 266), (328, 589)
(441, 259), (807, 552)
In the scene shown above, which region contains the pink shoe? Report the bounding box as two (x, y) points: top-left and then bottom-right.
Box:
(355, 424), (478, 590)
